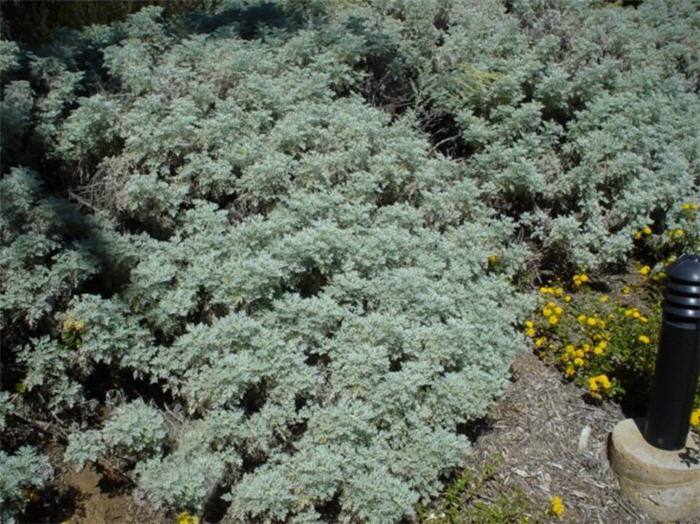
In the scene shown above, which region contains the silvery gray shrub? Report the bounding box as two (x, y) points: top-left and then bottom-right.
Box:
(1, 0), (697, 521)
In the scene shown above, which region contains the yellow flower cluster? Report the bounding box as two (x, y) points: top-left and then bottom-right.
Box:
(691, 409), (700, 427)
(549, 496), (565, 516)
(523, 320), (535, 337)
(176, 512), (199, 524)
(638, 334), (650, 344)
(667, 228), (685, 239)
(576, 314), (606, 329)
(634, 226), (652, 239)
(539, 285), (564, 296)
(681, 202), (698, 211)
(572, 273), (589, 289)
(623, 307), (648, 323)
(560, 339), (608, 373)
(62, 317), (85, 333)
(588, 374), (612, 398)
(593, 340), (607, 355)
(542, 301), (564, 326)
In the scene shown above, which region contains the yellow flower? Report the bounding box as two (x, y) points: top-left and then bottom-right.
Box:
(638, 335), (650, 344)
(488, 254), (499, 265)
(565, 366), (575, 377)
(62, 317), (85, 333)
(593, 346), (604, 356)
(632, 311), (641, 319)
(526, 328), (536, 337)
(563, 295), (572, 303)
(653, 271), (666, 282)
(624, 308), (635, 317)
(691, 409), (700, 427)
(21, 488), (39, 501)
(574, 357), (584, 366)
(621, 286), (631, 294)
(554, 287), (564, 296)
(675, 228), (685, 237)
(550, 496), (565, 517)
(554, 306), (563, 315)
(535, 337), (548, 348)
(588, 377), (599, 391)
(639, 265), (650, 276)
(176, 512), (200, 524)
(524, 320), (534, 328)
(580, 274), (589, 282)
(643, 226), (652, 235)
(577, 314), (587, 324)
(599, 295), (608, 303)
(564, 345), (575, 354)
(549, 315), (559, 325)
(540, 286), (552, 294)
(542, 307), (553, 317)
(586, 317), (597, 327)
(575, 349), (585, 358)
(634, 231), (642, 240)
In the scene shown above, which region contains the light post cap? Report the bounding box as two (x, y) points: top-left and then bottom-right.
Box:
(664, 254), (700, 321)
(667, 254), (700, 283)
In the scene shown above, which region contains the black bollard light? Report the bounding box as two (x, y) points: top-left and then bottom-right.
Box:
(643, 254), (700, 450)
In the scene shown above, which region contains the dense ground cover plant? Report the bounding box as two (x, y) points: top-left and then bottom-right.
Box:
(1, 3), (530, 521)
(1, 0), (698, 521)
(421, 0), (698, 271)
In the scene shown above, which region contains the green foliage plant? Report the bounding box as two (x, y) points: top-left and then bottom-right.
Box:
(527, 205), (700, 412)
(416, 453), (540, 523)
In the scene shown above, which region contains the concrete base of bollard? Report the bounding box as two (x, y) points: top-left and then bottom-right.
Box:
(609, 418), (700, 522)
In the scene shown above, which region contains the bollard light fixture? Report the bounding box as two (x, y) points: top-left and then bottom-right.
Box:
(643, 254), (700, 451)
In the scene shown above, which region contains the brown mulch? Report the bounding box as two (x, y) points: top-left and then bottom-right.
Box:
(461, 349), (700, 523)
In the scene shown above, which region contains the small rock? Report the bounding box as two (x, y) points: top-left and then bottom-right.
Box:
(578, 425), (592, 452)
